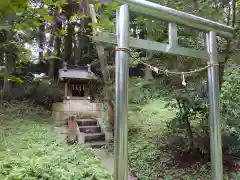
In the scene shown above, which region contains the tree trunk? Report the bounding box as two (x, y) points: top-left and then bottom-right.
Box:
(218, 0), (236, 90)
(144, 27), (152, 80)
(144, 66), (153, 80)
(55, 14), (62, 58)
(177, 100), (194, 149)
(88, 4), (114, 129)
(3, 32), (17, 99)
(64, 0), (74, 64)
(184, 114), (194, 149)
(64, 23), (74, 64)
(107, 100), (115, 130)
(74, 28), (84, 65)
(47, 8), (61, 78)
(47, 32), (55, 77)
(51, 21), (62, 80)
(39, 3), (45, 62)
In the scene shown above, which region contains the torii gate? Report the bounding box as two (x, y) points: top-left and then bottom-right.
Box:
(91, 0), (235, 179)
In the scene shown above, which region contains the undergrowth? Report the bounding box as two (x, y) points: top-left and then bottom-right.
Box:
(128, 75), (240, 179)
(106, 75), (240, 179)
(127, 99), (214, 179)
(0, 101), (112, 180)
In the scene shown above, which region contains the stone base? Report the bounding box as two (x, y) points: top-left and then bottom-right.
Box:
(97, 118), (113, 143)
(52, 99), (114, 146)
(52, 99), (104, 124)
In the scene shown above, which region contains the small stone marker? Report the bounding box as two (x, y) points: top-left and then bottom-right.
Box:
(67, 115), (77, 143)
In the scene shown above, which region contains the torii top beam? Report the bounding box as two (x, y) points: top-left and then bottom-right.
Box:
(90, 0), (235, 39)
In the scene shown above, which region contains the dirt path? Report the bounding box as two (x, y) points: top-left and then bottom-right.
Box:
(94, 148), (114, 174)
(94, 149), (138, 179)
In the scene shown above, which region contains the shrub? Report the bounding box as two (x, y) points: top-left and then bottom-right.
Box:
(128, 77), (170, 106)
(221, 68), (240, 132)
(33, 80), (64, 109)
(0, 100), (51, 120)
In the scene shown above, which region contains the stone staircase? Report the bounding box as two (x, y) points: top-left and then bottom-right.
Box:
(76, 118), (107, 148)
(53, 99), (112, 148)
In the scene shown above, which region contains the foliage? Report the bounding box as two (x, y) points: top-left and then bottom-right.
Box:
(0, 0), (240, 179)
(0, 0), (28, 19)
(128, 77), (170, 106)
(33, 80), (64, 109)
(164, 67), (240, 152)
(107, 75), (240, 179)
(165, 81), (209, 145)
(221, 67), (240, 133)
(0, 100), (51, 120)
(0, 102), (112, 180)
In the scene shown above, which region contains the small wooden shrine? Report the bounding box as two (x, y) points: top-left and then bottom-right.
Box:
(58, 62), (99, 100)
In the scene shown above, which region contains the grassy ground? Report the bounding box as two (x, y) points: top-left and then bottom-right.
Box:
(126, 99), (240, 179)
(127, 99), (202, 179)
(0, 101), (112, 180)
(103, 88), (240, 180)
(1, 94), (239, 179)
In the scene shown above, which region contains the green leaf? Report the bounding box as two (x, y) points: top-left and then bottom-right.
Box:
(43, 15), (54, 22)
(95, 3), (102, 8)
(0, 74), (23, 84)
(35, 8), (48, 17)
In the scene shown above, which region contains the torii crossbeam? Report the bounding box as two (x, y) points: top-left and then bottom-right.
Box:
(91, 0), (235, 180)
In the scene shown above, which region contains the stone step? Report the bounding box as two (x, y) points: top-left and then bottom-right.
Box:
(85, 133), (105, 142)
(79, 126), (101, 133)
(86, 141), (106, 148)
(77, 119), (97, 126)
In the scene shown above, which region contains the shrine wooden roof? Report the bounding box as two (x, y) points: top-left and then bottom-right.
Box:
(58, 65), (98, 82)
